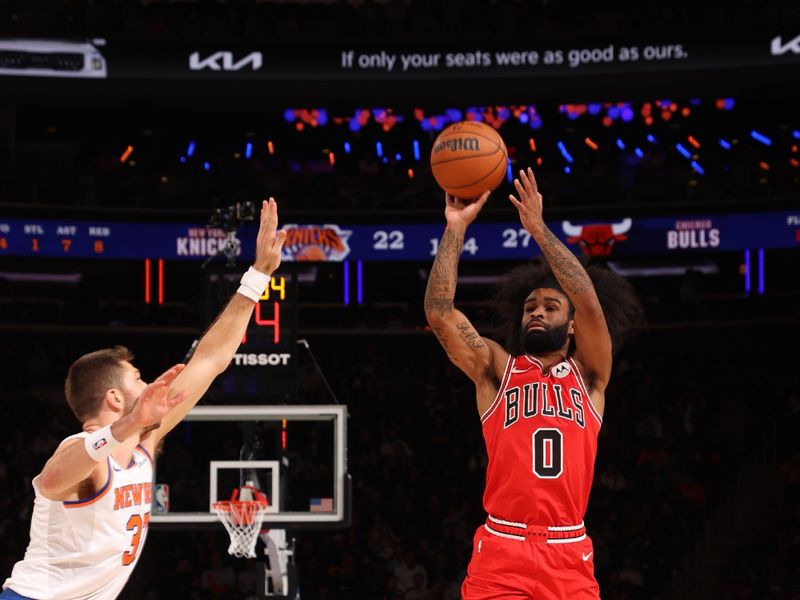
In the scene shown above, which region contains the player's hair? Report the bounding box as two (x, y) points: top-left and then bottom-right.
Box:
(64, 346), (135, 422)
(492, 258), (643, 357)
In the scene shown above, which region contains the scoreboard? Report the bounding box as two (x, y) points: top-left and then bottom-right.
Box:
(0, 210), (797, 262)
(202, 268), (298, 404)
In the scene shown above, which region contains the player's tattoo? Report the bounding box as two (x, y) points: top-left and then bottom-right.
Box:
(424, 228), (462, 316)
(431, 326), (459, 362)
(457, 321), (485, 349)
(537, 228), (591, 295)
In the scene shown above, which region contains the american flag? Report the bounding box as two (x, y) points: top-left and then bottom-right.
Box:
(309, 497), (333, 512)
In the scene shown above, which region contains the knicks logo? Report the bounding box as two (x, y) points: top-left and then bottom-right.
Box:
(280, 224), (352, 262)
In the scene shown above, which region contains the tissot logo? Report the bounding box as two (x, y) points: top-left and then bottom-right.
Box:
(770, 34), (800, 56)
(189, 51), (263, 71)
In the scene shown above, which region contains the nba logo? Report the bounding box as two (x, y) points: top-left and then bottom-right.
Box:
(154, 484), (169, 514)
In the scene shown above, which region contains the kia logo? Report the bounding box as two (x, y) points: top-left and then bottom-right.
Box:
(189, 51), (263, 71)
(770, 34), (800, 56)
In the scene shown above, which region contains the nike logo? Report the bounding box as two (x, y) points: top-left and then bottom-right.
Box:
(582, 552), (593, 561)
(510, 367), (532, 374)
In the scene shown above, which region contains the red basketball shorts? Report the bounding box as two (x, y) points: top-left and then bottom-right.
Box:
(461, 517), (600, 599)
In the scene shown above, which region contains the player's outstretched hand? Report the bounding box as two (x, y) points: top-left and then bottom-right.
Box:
(509, 168), (545, 235)
(254, 198), (288, 275)
(127, 364), (189, 430)
(444, 191), (490, 229)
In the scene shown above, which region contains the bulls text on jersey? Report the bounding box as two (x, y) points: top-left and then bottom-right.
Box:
(503, 381), (586, 429)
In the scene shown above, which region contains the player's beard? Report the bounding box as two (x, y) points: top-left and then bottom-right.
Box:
(521, 321), (570, 356)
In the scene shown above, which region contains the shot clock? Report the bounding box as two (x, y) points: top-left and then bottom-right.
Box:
(203, 266), (298, 403)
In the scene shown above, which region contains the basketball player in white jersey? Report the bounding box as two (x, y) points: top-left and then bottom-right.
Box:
(1, 198), (287, 600)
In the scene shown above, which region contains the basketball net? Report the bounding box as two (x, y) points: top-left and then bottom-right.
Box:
(212, 486), (269, 558)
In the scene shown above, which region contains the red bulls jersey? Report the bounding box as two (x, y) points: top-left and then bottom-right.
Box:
(480, 354), (602, 526)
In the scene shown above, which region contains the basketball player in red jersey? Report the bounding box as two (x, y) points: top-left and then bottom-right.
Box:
(425, 168), (641, 599)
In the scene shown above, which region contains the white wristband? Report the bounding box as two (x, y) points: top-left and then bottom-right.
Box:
(237, 266), (271, 302)
(84, 425), (121, 462)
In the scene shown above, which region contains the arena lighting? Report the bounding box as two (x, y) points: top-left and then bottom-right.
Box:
(375, 142), (383, 157)
(620, 107), (634, 122)
(412, 140), (420, 161)
(616, 139), (626, 150)
(584, 137), (598, 150)
(587, 103), (602, 115)
(445, 108), (463, 122)
(343, 261), (350, 306)
(687, 136), (701, 149)
(750, 130), (772, 146)
(506, 163), (513, 183)
(793, 130), (800, 140)
(245, 142), (253, 159)
(203, 161), (210, 171)
(719, 139), (732, 150)
(187, 141), (196, 157)
(690, 161), (705, 175)
(519, 113), (529, 124)
(394, 153), (402, 161)
(283, 109), (295, 122)
(758, 248), (765, 295)
(344, 142), (351, 154)
(357, 260), (364, 305)
(676, 144), (691, 159)
(743, 249), (751, 294)
(158, 259), (164, 305)
(634, 148), (644, 159)
(556, 141), (574, 164)
(179, 156), (186, 163)
(120, 145), (133, 163)
(144, 259), (151, 304)
(647, 134), (658, 144)
(564, 166), (571, 174)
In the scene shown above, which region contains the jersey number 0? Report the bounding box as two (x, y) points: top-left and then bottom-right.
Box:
(532, 428), (563, 479)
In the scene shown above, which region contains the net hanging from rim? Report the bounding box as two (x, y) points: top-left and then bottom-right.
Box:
(213, 492), (269, 558)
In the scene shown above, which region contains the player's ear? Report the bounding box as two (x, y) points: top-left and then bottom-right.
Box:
(104, 388), (125, 411)
(568, 318), (575, 336)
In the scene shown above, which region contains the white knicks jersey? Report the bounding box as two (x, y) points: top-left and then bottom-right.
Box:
(3, 433), (154, 600)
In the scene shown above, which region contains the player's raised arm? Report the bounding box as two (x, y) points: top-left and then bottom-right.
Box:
(509, 168), (612, 393)
(149, 198), (287, 445)
(424, 192), (505, 386)
(38, 365), (188, 499)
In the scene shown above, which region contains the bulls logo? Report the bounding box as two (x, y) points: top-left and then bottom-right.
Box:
(280, 224), (352, 262)
(562, 218), (632, 256)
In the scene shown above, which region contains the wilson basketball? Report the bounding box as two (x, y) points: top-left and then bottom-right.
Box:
(430, 121), (508, 200)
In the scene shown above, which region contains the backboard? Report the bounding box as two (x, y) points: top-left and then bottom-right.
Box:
(150, 405), (349, 529)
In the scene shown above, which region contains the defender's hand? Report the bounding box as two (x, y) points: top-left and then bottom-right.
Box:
(126, 365), (189, 430)
(444, 191), (490, 229)
(509, 168), (545, 235)
(253, 198), (288, 275)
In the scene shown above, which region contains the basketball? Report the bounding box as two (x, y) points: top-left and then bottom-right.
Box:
(430, 121), (508, 200)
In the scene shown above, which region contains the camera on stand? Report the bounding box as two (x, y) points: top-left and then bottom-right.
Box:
(203, 201), (257, 268)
